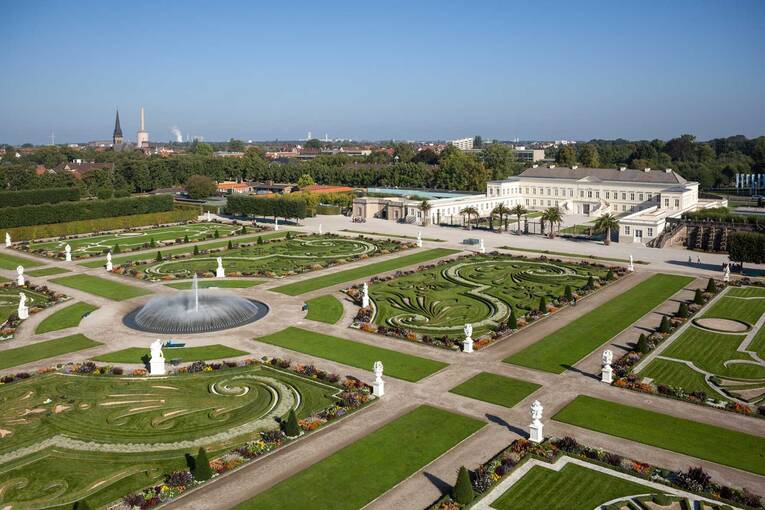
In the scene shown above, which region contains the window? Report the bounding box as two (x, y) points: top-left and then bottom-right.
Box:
(580, 190), (584, 198)
(547, 200), (551, 206)
(622, 205), (627, 211)
(533, 188), (536, 195)
(555, 200), (559, 206)
(606, 191), (610, 199)
(596, 191), (600, 198)
(674, 199), (680, 207)
(622, 192), (626, 200)
(625, 226), (631, 235)
(587, 190), (592, 198)
(639, 193), (644, 201)
(525, 199), (529, 205)
(533, 199), (537, 206)
(630, 192), (635, 201)
(569, 189), (573, 197)
(648, 227), (653, 237)
(664, 198), (669, 207)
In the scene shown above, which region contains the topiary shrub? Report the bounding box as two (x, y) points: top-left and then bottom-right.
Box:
(214, 229), (220, 239)
(652, 493), (671, 506)
(193, 244), (200, 255)
(227, 240), (233, 249)
(257, 236), (264, 245)
(606, 269), (614, 280)
(508, 307), (517, 329)
(184, 234), (189, 243)
(149, 237), (156, 248)
(452, 466), (474, 505)
(538, 296), (547, 313)
(283, 409), (300, 437)
(72, 500), (91, 510)
(564, 285), (573, 300)
(659, 316), (671, 334)
(636, 333), (650, 353)
(706, 278), (717, 293)
(192, 447), (212, 481)
(694, 288), (704, 305)
(114, 243), (121, 254)
(155, 251), (163, 262)
(677, 302), (689, 318)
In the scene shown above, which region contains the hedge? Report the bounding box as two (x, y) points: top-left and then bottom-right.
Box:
(728, 231), (765, 264)
(682, 207), (764, 225)
(0, 195), (173, 228)
(0, 187), (80, 208)
(3, 204), (200, 241)
(226, 195), (307, 220)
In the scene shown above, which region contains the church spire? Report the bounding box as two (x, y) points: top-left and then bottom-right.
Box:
(113, 109), (123, 145)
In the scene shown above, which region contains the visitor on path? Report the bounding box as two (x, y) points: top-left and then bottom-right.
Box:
(697, 256), (701, 264)
(688, 256), (692, 264)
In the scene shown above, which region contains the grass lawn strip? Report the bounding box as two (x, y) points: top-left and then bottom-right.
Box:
(499, 245), (649, 264)
(255, 327), (447, 382)
(93, 344), (248, 363)
(448, 372), (541, 409)
(50, 274), (151, 301)
(35, 302), (98, 334)
(0, 251), (44, 270)
(272, 248), (460, 296)
(553, 395), (765, 476)
(0, 334), (101, 371)
(234, 405), (484, 510)
(340, 229), (445, 242)
(25, 266), (70, 276)
(701, 295), (765, 325)
(305, 295), (344, 324)
(491, 462), (654, 510)
(639, 358), (725, 399)
(165, 279), (263, 290)
(505, 274), (693, 373)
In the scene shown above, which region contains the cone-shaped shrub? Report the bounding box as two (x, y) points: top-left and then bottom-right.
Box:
(585, 275), (595, 290)
(659, 316), (671, 334)
(694, 288), (704, 305)
(192, 447), (212, 481)
(508, 307), (517, 329)
(637, 333), (649, 354)
(149, 237), (156, 248)
(193, 244), (200, 255)
(538, 296), (547, 313)
(155, 251), (163, 262)
(284, 409), (300, 437)
(564, 285), (573, 301)
(706, 278), (717, 293)
(287, 231), (293, 240)
(184, 234), (189, 243)
(677, 302), (689, 318)
(241, 225), (247, 234)
(72, 501), (91, 510)
(452, 466), (474, 505)
(606, 269), (614, 281)
(227, 240), (233, 250)
(257, 236), (264, 245)
(214, 229), (220, 238)
(114, 243), (121, 254)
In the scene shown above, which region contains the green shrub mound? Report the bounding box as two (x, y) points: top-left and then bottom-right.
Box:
(192, 448), (213, 481)
(283, 409), (301, 437)
(0, 187), (80, 208)
(452, 466), (474, 504)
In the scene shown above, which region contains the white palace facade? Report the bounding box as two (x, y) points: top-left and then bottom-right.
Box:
(352, 165), (726, 244)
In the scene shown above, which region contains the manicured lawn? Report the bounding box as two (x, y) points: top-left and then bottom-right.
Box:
(93, 344), (249, 363)
(0, 251), (43, 270)
(491, 462), (654, 510)
(553, 395), (765, 476)
(165, 279), (263, 290)
(499, 246), (649, 264)
(35, 301), (98, 334)
(702, 295), (765, 325)
(0, 334), (101, 371)
(255, 327), (447, 382)
(727, 286), (765, 298)
(505, 274), (693, 373)
(273, 248), (460, 296)
(340, 229), (445, 242)
(25, 266), (70, 276)
(50, 274), (152, 301)
(640, 357), (723, 399)
(0, 286), (51, 324)
(234, 405), (484, 510)
(449, 372), (541, 409)
(79, 231), (291, 268)
(305, 295), (344, 324)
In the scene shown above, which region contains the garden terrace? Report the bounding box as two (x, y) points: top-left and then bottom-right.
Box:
(35, 301), (98, 334)
(24, 222), (242, 259)
(304, 295), (344, 324)
(138, 234), (407, 281)
(0, 334), (101, 371)
(366, 254), (614, 340)
(0, 251), (43, 271)
(93, 344), (249, 363)
(0, 285), (53, 326)
(448, 372), (541, 409)
(0, 363), (351, 509)
(50, 274), (152, 301)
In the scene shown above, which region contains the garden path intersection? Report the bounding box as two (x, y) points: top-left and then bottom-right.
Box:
(0, 217), (763, 510)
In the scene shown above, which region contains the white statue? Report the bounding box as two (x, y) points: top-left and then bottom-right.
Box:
(274, 218), (279, 231)
(361, 282), (370, 308)
(149, 339), (166, 376)
(4, 232), (10, 248)
(416, 231), (423, 248)
(318, 224), (323, 235)
(529, 400), (544, 443)
(372, 360), (385, 397)
(628, 255), (634, 272)
(463, 323), (474, 353)
(106, 251), (113, 272)
(17, 292), (29, 320)
(205, 211), (212, 222)
(723, 264), (730, 283)
(64, 244), (72, 262)
(479, 238), (486, 254)
(601, 349), (613, 384)
(215, 256), (225, 278)
(16, 265), (24, 286)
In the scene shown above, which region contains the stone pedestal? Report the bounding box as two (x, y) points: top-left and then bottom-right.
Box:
(601, 365), (613, 384)
(17, 275), (24, 286)
(150, 358), (166, 376)
(462, 337), (474, 353)
(318, 224), (323, 235)
(529, 421), (544, 443)
(18, 305), (29, 320)
(65, 252), (72, 262)
(373, 379), (384, 397)
(216, 267), (225, 278)
(106, 261), (113, 272)
(362, 295), (369, 308)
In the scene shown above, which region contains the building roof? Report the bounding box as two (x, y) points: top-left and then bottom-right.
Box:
(517, 166), (688, 185)
(217, 181), (251, 190)
(302, 184), (354, 194)
(52, 162), (113, 179)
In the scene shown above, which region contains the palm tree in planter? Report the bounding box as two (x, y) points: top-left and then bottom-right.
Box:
(460, 206), (479, 230)
(419, 200), (432, 226)
(511, 204), (528, 234)
(593, 213), (619, 246)
(492, 203), (511, 232)
(541, 207), (563, 239)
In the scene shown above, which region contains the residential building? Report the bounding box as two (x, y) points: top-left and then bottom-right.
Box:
(301, 184), (354, 194)
(217, 181), (253, 195)
(49, 161), (113, 179)
(513, 147), (546, 162)
(449, 137), (474, 151)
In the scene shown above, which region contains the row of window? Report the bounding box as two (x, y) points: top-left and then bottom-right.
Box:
(624, 226), (654, 237)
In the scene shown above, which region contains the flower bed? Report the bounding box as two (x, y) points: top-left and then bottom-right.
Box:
(347, 252), (623, 351)
(429, 437), (763, 510)
(0, 282), (70, 340)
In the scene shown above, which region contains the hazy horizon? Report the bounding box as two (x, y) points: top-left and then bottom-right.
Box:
(2, 0), (764, 145)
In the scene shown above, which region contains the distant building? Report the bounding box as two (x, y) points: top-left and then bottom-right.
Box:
(250, 181), (298, 195)
(50, 161), (113, 179)
(513, 147), (546, 162)
(449, 137), (474, 151)
(301, 184), (354, 194)
(136, 107), (149, 149)
(113, 110), (123, 146)
(217, 181), (253, 195)
(213, 151), (245, 158)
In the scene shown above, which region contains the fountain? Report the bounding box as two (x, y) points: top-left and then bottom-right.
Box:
(124, 274), (268, 334)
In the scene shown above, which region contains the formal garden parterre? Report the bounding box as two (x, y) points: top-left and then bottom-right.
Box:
(0, 357), (375, 509)
(349, 253), (621, 350)
(1, 282), (70, 339)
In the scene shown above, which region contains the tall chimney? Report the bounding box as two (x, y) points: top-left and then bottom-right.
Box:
(140, 107), (145, 131)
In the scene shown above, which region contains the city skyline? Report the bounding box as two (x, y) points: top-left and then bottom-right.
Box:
(2, 0), (764, 145)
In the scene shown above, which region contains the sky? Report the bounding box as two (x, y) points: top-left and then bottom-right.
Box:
(1, 0), (764, 145)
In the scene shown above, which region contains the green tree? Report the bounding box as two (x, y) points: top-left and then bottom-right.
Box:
(511, 204), (528, 234)
(538, 296), (547, 313)
(191, 141), (214, 156)
(564, 285), (573, 300)
(297, 174), (316, 188)
(659, 316), (671, 333)
(227, 239), (233, 249)
(305, 138), (322, 149)
(728, 231), (765, 267)
(192, 447), (213, 481)
(193, 244), (200, 255)
(420, 200), (433, 226)
(185, 174), (217, 199)
(491, 203), (511, 232)
(636, 333), (650, 354)
(592, 213), (619, 246)
(460, 206), (479, 229)
(480, 143), (517, 179)
(149, 237), (156, 248)
(114, 243), (121, 254)
(257, 235), (263, 245)
(605, 269), (614, 280)
(473, 135), (483, 149)
(214, 229), (220, 239)
(392, 143), (415, 163)
(72, 500), (91, 510)
(694, 288), (704, 305)
(705, 278), (717, 293)
(184, 234), (189, 243)
(284, 409), (301, 437)
(228, 138), (245, 152)
(508, 307), (517, 329)
(579, 143), (601, 167)
(556, 145), (577, 166)
(155, 250), (163, 262)
(541, 207), (563, 239)
(677, 302), (689, 318)
(452, 466), (474, 505)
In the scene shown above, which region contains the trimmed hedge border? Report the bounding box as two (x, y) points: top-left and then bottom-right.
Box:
(0, 187), (80, 208)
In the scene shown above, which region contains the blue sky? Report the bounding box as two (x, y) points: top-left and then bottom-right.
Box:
(2, 0), (764, 144)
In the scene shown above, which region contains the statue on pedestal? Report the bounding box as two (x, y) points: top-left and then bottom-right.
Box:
(372, 360), (385, 397)
(463, 323), (474, 353)
(479, 238), (486, 254)
(416, 232), (423, 248)
(529, 400), (544, 443)
(628, 255), (634, 272)
(64, 244), (72, 262)
(215, 257), (225, 278)
(106, 251), (113, 272)
(149, 339), (166, 376)
(17, 292), (29, 320)
(601, 349), (613, 384)
(274, 218), (279, 231)
(318, 224), (323, 235)
(361, 282), (370, 308)
(16, 265), (24, 286)
(723, 264), (730, 283)
(4, 232), (10, 248)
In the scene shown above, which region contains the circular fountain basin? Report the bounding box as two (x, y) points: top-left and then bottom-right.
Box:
(693, 318), (750, 333)
(124, 290), (269, 334)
